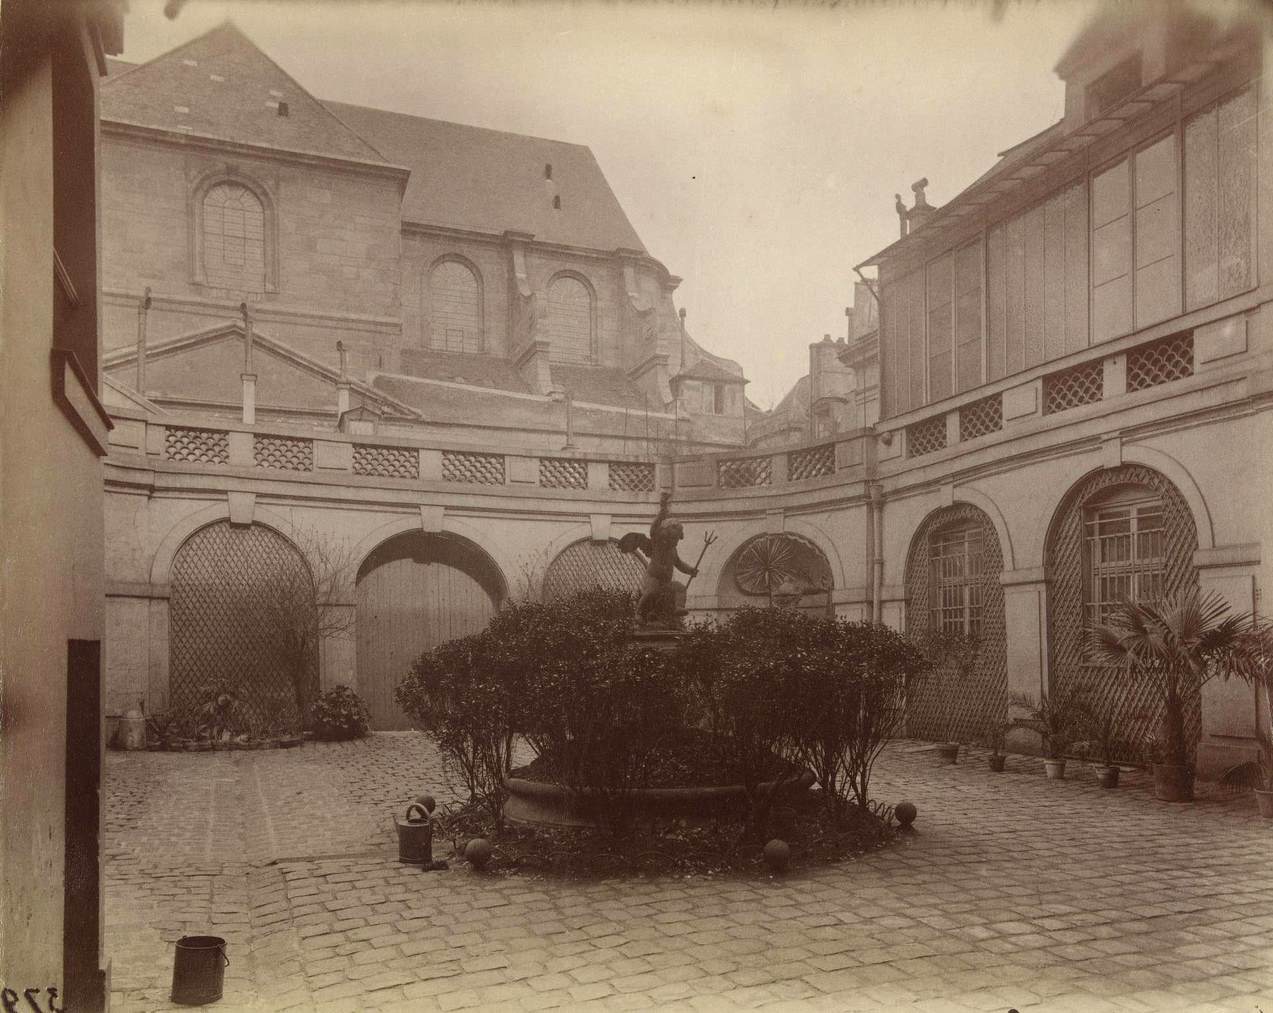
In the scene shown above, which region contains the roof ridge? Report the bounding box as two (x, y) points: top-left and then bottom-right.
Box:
(321, 97), (594, 152)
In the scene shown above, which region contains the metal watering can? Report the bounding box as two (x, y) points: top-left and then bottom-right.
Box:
(394, 802), (433, 865)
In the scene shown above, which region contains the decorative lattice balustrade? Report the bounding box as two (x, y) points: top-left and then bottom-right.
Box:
(441, 450), (505, 485)
(1127, 332), (1194, 393)
(608, 461), (656, 493)
(253, 434), (313, 472)
(717, 455), (772, 489)
(959, 394), (1003, 442)
(787, 443), (835, 481)
(352, 444), (418, 480)
(165, 426), (230, 464)
(539, 457), (588, 490)
(906, 415), (947, 458)
(1043, 360), (1104, 415)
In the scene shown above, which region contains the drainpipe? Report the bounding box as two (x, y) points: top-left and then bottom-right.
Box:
(135, 287), (152, 394)
(869, 482), (884, 624)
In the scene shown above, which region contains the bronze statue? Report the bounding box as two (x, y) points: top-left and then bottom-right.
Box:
(619, 491), (712, 629)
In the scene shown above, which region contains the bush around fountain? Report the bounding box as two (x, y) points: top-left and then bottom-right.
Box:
(395, 591), (924, 877)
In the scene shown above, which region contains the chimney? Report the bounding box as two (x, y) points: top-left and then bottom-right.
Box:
(907, 178), (935, 231)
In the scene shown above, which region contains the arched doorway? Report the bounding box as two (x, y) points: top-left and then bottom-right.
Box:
(903, 503), (1007, 743)
(1046, 465), (1200, 758)
(355, 531), (505, 729)
(169, 521), (316, 731)
(542, 538), (645, 601)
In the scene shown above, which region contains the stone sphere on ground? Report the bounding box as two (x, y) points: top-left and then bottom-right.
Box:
(413, 793), (436, 814)
(763, 838), (791, 872)
(895, 801), (917, 827)
(464, 837), (492, 870)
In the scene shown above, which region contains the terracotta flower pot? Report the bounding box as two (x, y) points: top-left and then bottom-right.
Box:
(1096, 765), (1120, 789)
(1255, 788), (1273, 818)
(1043, 758), (1066, 780)
(988, 753), (1006, 772)
(1152, 762), (1194, 802)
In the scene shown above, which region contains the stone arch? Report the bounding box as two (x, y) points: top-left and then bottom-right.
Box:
(150, 501), (299, 590)
(542, 538), (647, 602)
(546, 270), (596, 363)
(425, 253), (485, 353)
(349, 514), (511, 603)
(697, 516), (845, 600)
(1044, 462), (1201, 757)
(189, 168), (278, 292)
(715, 531), (834, 608)
(354, 526), (507, 729)
(953, 485), (1016, 571)
(168, 518), (316, 731)
(902, 502), (1008, 744)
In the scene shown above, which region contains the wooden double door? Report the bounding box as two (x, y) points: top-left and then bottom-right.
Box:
(355, 532), (502, 729)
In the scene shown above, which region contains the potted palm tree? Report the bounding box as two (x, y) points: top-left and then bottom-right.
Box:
(979, 712), (1010, 772)
(1075, 693), (1123, 788)
(1216, 615), (1273, 816)
(1010, 689), (1080, 779)
(1088, 590), (1255, 803)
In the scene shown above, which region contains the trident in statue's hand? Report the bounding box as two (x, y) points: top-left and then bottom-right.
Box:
(682, 530), (717, 593)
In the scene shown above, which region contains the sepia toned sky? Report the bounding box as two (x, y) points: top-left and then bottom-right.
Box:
(120, 0), (1099, 408)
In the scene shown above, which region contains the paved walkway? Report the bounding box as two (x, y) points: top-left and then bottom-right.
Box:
(105, 736), (1273, 1012)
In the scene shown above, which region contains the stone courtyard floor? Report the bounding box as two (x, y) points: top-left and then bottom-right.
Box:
(105, 736), (1273, 1013)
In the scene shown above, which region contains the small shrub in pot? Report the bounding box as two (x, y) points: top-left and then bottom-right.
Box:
(310, 685), (370, 741)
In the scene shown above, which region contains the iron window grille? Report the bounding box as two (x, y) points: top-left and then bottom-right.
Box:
(958, 394), (1003, 442)
(906, 415), (947, 458)
(1126, 332), (1194, 393)
(1043, 360), (1104, 415)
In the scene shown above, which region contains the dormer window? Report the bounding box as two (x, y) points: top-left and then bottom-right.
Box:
(1087, 54), (1141, 120)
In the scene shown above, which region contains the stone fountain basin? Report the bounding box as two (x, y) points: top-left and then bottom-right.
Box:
(503, 770), (816, 827)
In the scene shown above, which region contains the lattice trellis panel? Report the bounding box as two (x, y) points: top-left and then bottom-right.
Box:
(166, 426), (230, 465)
(543, 539), (646, 601)
(788, 443), (835, 481)
(254, 434), (313, 472)
(1046, 465), (1201, 762)
(906, 415), (947, 458)
(1044, 360), (1104, 415)
(718, 456), (772, 489)
(1127, 333), (1194, 393)
(442, 450), (504, 485)
(609, 462), (656, 492)
(904, 504), (1007, 744)
(959, 394), (1003, 442)
(540, 457), (588, 490)
(169, 521), (317, 732)
(353, 444), (419, 480)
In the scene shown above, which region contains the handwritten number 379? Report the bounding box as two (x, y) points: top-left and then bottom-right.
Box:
(1, 988), (63, 1013)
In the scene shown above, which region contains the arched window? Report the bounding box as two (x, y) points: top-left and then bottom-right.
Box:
(1082, 486), (1165, 627)
(202, 182), (266, 292)
(548, 275), (593, 363)
(429, 260), (483, 353)
(929, 522), (985, 637)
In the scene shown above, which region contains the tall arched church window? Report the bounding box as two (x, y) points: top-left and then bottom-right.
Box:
(548, 275), (594, 363)
(203, 182), (266, 292)
(429, 260), (483, 353)
(929, 523), (984, 637)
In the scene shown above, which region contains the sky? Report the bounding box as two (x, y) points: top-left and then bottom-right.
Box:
(120, 0), (1099, 409)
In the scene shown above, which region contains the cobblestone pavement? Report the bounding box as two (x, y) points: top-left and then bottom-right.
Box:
(106, 736), (1273, 1012)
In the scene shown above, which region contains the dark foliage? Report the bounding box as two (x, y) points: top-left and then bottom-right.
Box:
(310, 685), (370, 742)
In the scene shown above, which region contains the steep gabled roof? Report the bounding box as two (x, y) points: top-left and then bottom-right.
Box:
(102, 23), (391, 167)
(324, 100), (647, 252)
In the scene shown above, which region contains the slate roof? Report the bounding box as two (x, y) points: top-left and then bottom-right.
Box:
(551, 365), (649, 410)
(398, 348), (532, 394)
(101, 23), (392, 167)
(324, 101), (646, 251)
(673, 358), (747, 385)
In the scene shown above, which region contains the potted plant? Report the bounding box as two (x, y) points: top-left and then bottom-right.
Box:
(917, 629), (980, 764)
(1075, 693), (1123, 788)
(1089, 590), (1257, 803)
(1010, 689), (1080, 779)
(979, 713), (1010, 772)
(1217, 617), (1273, 815)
